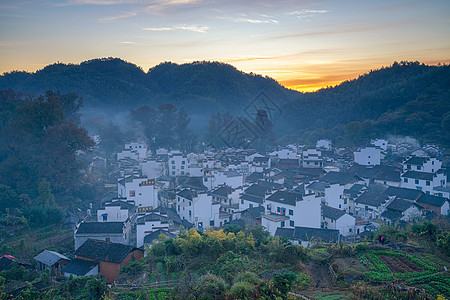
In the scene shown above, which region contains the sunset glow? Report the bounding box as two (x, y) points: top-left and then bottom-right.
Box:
(1, 0), (449, 92)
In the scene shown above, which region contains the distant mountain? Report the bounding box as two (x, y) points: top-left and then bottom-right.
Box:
(0, 58), (299, 114)
(279, 61), (450, 147)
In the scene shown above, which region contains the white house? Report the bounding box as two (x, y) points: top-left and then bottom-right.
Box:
(124, 142), (148, 159)
(74, 221), (131, 250)
(118, 177), (159, 208)
(401, 170), (446, 194)
(136, 213), (169, 248)
(381, 198), (423, 224)
(305, 181), (346, 211)
(168, 153), (188, 176)
(321, 205), (356, 237)
(371, 139), (388, 151)
(353, 191), (391, 220)
(353, 147), (381, 166)
(97, 199), (135, 222)
(402, 156), (442, 173)
(302, 149), (323, 168)
(117, 150), (138, 161)
(269, 149), (299, 159)
(176, 189), (222, 229)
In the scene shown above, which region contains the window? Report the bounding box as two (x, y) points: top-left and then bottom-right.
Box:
(181, 166), (184, 169)
(426, 181), (430, 186)
(204, 178), (207, 182)
(189, 210), (191, 216)
(129, 190), (135, 197)
(415, 179), (419, 185)
(289, 209), (293, 216)
(277, 207), (280, 213)
(210, 220), (214, 226)
(189, 201), (192, 206)
(181, 171), (184, 175)
(365, 205), (368, 211)
(290, 220), (294, 227)
(171, 161), (175, 164)
(417, 166), (421, 170)
(172, 171), (175, 175)
(172, 166), (175, 169)
(281, 221), (285, 228)
(407, 164), (411, 169)
(182, 161), (185, 165)
(404, 178), (408, 183)
(339, 204), (341, 208)
(178, 205), (180, 211)
(102, 215), (107, 221)
(349, 228), (352, 233)
(344, 199), (347, 204)
(241, 199), (244, 204)
(249, 204), (253, 208)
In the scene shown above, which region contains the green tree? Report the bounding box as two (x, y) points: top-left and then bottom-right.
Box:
(0, 184), (18, 213)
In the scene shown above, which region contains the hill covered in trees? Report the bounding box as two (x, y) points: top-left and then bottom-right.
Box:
(279, 62), (450, 148)
(0, 58), (298, 114)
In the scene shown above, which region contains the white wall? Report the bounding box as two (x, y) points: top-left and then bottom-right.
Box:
(324, 184), (346, 210)
(118, 178), (159, 208)
(354, 147), (381, 166)
(97, 206), (129, 222)
(136, 219), (169, 248)
(141, 160), (163, 179)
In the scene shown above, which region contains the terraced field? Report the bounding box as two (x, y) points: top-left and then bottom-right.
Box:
(359, 250), (449, 299)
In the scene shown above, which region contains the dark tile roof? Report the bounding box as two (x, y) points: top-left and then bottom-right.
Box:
(381, 210), (403, 220)
(225, 170), (242, 177)
(384, 186), (422, 201)
(34, 250), (69, 266)
(177, 188), (198, 201)
(278, 159), (299, 165)
(355, 191), (389, 207)
(347, 164), (381, 178)
(104, 200), (136, 211)
(181, 176), (207, 191)
(246, 172), (263, 183)
(306, 181), (329, 192)
(266, 190), (303, 206)
(75, 239), (140, 263)
(404, 156), (428, 166)
(274, 228), (294, 238)
(241, 193), (264, 204)
(257, 180), (283, 190)
(372, 166), (401, 182)
(321, 171), (361, 185)
(61, 258), (98, 276)
(143, 229), (177, 245)
(293, 226), (340, 243)
(242, 206), (265, 218)
(211, 185), (233, 198)
(416, 194), (448, 207)
(244, 184), (271, 197)
(402, 171), (434, 181)
(136, 213), (169, 225)
(76, 222), (124, 235)
(386, 198), (415, 212)
(321, 205), (346, 220)
(0, 255), (31, 271)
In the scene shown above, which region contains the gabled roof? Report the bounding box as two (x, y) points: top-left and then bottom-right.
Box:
(347, 164), (381, 179)
(143, 229), (177, 245)
(416, 194), (448, 207)
(321, 171), (361, 185)
(355, 191), (389, 207)
(136, 213), (169, 225)
(242, 206), (265, 218)
(293, 226), (339, 242)
(321, 205), (346, 220)
(274, 228), (294, 238)
(75, 239), (141, 263)
(381, 210), (402, 220)
(61, 258), (98, 276)
(261, 214), (290, 222)
(244, 184), (271, 197)
(240, 193), (264, 204)
(372, 166), (401, 182)
(76, 222), (124, 235)
(177, 188), (198, 201)
(403, 156), (428, 166)
(211, 185), (233, 198)
(225, 170), (242, 178)
(402, 171), (434, 181)
(386, 198), (416, 212)
(246, 172), (263, 183)
(266, 190), (302, 206)
(34, 250), (69, 266)
(306, 181), (329, 192)
(384, 186), (422, 201)
(253, 156), (269, 163)
(278, 159), (299, 165)
(181, 176), (207, 191)
(104, 200), (136, 211)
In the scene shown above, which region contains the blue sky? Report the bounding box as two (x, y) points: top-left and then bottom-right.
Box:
(1, 0), (449, 91)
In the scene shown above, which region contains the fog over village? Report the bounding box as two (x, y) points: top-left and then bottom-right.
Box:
(1, 0), (450, 299)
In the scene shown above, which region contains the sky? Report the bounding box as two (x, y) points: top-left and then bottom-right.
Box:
(1, 0), (449, 92)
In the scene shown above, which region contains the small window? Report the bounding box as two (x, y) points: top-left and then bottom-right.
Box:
(426, 181), (430, 186)
(172, 171), (175, 175)
(241, 199), (244, 204)
(129, 190), (135, 197)
(417, 166), (421, 170)
(349, 228), (352, 233)
(172, 166), (175, 169)
(281, 221), (285, 228)
(102, 215), (107, 221)
(277, 207), (280, 213)
(407, 164), (411, 169)
(404, 178), (408, 183)
(189, 201), (192, 206)
(181, 166), (184, 169)
(182, 161), (185, 165)
(344, 199), (347, 204)
(171, 161), (175, 164)
(189, 210), (191, 216)
(289, 209), (293, 216)
(178, 205), (180, 211)
(181, 171), (184, 175)
(415, 179), (419, 185)
(249, 204), (253, 208)
(210, 220), (214, 226)
(290, 220), (294, 227)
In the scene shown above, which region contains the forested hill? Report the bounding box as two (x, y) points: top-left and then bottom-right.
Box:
(0, 58), (299, 113)
(279, 62), (450, 147)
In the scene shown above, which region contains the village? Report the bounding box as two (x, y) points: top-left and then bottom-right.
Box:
(17, 137), (447, 285)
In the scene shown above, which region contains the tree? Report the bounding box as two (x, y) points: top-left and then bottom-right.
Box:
(0, 184), (18, 213)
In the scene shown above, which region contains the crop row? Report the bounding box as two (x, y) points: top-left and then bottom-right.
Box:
(406, 274), (450, 286)
(365, 253), (390, 273)
(430, 280), (450, 297)
(371, 250), (436, 272)
(394, 271), (433, 279)
(366, 271), (394, 282)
